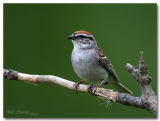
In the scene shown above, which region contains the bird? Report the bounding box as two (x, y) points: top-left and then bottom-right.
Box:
(68, 30), (132, 95)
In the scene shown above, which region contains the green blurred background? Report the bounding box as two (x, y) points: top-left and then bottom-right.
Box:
(4, 4), (157, 118)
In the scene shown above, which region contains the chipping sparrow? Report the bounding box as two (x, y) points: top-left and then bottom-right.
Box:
(68, 31), (132, 95)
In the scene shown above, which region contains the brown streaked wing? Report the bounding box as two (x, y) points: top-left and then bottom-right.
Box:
(95, 47), (119, 81)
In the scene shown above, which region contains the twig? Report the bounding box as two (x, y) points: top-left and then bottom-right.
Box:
(3, 51), (157, 116)
(125, 51), (157, 116)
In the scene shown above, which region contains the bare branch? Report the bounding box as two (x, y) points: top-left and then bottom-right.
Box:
(3, 51), (157, 117)
(3, 68), (118, 101)
(126, 51), (157, 116)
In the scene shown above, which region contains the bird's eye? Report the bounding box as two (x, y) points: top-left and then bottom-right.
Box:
(79, 35), (84, 38)
(78, 35), (93, 40)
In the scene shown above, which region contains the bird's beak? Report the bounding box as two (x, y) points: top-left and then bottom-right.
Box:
(68, 34), (76, 40)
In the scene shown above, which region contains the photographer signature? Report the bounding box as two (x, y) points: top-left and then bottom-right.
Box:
(6, 109), (39, 116)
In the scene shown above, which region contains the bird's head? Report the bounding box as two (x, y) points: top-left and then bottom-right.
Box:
(68, 31), (97, 49)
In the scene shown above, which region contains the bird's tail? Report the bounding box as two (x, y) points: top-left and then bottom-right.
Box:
(111, 82), (133, 95)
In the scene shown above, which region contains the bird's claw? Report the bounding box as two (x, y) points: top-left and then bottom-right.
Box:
(73, 82), (80, 93)
(73, 80), (85, 93)
(88, 84), (100, 96)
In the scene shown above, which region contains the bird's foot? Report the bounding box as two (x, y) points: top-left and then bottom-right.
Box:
(88, 84), (101, 96)
(73, 80), (85, 93)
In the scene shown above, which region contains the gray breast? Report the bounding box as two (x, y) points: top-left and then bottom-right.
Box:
(71, 48), (109, 82)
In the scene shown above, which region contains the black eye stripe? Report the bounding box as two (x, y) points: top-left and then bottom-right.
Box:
(78, 35), (93, 40)
(79, 35), (84, 38)
(88, 37), (93, 40)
